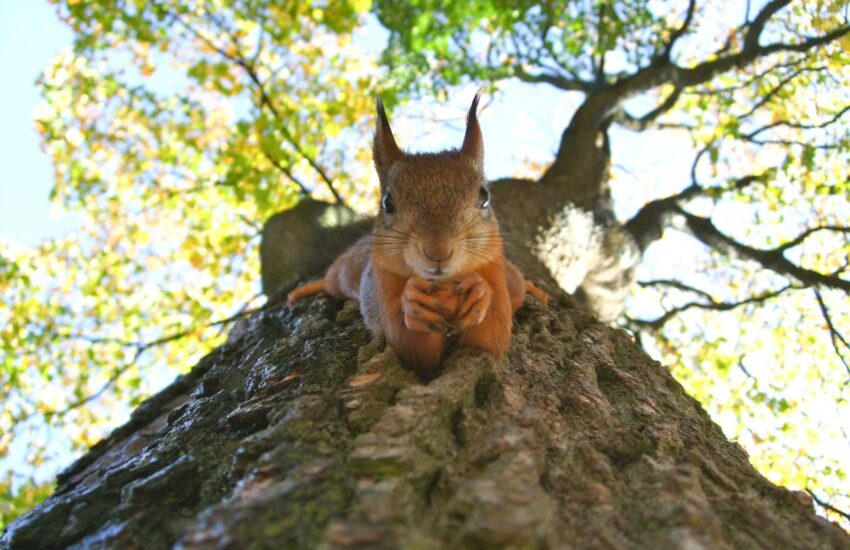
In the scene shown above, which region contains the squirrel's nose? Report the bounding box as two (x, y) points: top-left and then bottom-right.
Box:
(422, 245), (454, 263)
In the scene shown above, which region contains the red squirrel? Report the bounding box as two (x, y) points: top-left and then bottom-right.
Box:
(288, 93), (548, 378)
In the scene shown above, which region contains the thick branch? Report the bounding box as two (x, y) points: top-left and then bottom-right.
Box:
(683, 57), (809, 96)
(678, 210), (850, 293)
(624, 173), (764, 251)
(613, 86), (683, 131)
(514, 65), (591, 92)
(548, 0), (848, 187)
(670, 24), (850, 90)
(743, 0), (791, 53)
(574, 1), (848, 132)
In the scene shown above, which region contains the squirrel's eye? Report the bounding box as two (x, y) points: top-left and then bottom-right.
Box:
(382, 192), (396, 214)
(477, 186), (491, 209)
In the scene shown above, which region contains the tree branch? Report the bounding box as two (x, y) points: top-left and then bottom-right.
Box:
(774, 226), (850, 253)
(677, 210), (850, 293)
(624, 173), (764, 251)
(662, 0), (698, 60)
(743, 0), (791, 54)
(239, 57), (346, 205)
(807, 490), (850, 522)
(638, 278), (714, 301)
(672, 24), (850, 90)
(259, 146), (311, 197)
(631, 281), (795, 330)
(514, 65), (591, 92)
(743, 104), (850, 140)
(613, 86), (683, 131)
(684, 57), (810, 96)
(593, 1), (608, 85)
(46, 304), (261, 418)
(603, 2), (848, 124)
(737, 65), (828, 120)
(551, 0), (848, 176)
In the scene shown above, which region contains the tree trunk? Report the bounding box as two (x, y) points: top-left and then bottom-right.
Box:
(3, 288), (847, 549)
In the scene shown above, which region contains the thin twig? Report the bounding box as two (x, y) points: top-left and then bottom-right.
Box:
(47, 305), (261, 417)
(632, 283), (795, 329)
(807, 489), (850, 522)
(813, 289), (850, 375)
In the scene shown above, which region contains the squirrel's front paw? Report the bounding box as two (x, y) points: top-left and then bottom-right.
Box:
(455, 272), (492, 330)
(402, 277), (454, 333)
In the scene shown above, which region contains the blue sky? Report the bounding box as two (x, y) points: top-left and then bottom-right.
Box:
(0, 1), (74, 246)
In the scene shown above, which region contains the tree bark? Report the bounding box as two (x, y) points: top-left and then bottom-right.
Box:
(3, 286), (847, 549)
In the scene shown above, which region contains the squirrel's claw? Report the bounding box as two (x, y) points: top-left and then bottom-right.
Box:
(404, 283), (453, 316)
(403, 303), (448, 333)
(403, 277), (452, 333)
(455, 273), (492, 330)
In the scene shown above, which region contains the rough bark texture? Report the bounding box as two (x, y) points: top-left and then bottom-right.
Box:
(3, 286), (848, 549)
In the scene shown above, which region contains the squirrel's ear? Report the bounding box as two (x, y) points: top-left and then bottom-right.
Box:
(460, 90), (484, 170)
(373, 97), (402, 188)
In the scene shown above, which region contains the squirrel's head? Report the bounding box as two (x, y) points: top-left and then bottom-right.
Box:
(371, 92), (501, 280)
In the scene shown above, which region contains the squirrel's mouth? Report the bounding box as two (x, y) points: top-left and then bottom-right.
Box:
(405, 249), (459, 280)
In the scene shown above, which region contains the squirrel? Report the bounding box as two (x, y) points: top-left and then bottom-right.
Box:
(287, 92), (548, 379)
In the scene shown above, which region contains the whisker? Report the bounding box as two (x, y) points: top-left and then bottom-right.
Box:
(463, 241), (503, 249)
(459, 217), (482, 236)
(371, 234), (408, 242)
(381, 227), (416, 239)
(464, 238), (501, 245)
(465, 233), (517, 251)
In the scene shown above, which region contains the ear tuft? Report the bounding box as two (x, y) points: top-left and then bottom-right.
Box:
(373, 97), (402, 190)
(460, 89), (484, 170)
